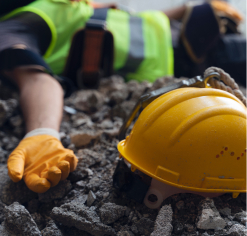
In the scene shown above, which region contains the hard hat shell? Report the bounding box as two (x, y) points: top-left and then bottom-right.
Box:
(118, 88), (247, 194)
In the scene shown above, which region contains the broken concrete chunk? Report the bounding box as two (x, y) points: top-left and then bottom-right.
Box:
(197, 209), (226, 230)
(219, 207), (232, 217)
(87, 190), (96, 207)
(196, 198), (226, 230)
(0, 222), (17, 236)
(41, 220), (63, 236)
(0, 99), (18, 127)
(99, 203), (127, 225)
(117, 231), (134, 236)
(4, 202), (41, 236)
(108, 88), (129, 105)
(77, 149), (103, 168)
(38, 180), (72, 203)
(151, 205), (173, 236)
(70, 129), (102, 147)
(111, 100), (136, 120)
(234, 211), (247, 225)
(2, 136), (19, 151)
(228, 224), (247, 236)
(87, 177), (102, 192)
(0, 165), (37, 205)
(51, 202), (116, 236)
(0, 200), (6, 223)
(135, 217), (154, 236)
(73, 90), (105, 113)
(98, 76), (126, 95)
(71, 113), (93, 128)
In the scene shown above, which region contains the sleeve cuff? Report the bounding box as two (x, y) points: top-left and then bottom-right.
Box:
(23, 128), (60, 141)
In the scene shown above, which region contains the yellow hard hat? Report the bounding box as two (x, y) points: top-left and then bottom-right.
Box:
(118, 87), (247, 195)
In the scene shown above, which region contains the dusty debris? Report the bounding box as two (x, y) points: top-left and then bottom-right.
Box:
(0, 200), (6, 223)
(111, 100), (136, 120)
(0, 99), (18, 127)
(219, 207), (232, 217)
(72, 90), (105, 112)
(38, 180), (72, 203)
(234, 211), (247, 225)
(117, 230), (134, 236)
(4, 202), (41, 236)
(99, 203), (128, 224)
(227, 224), (247, 236)
(51, 202), (116, 236)
(196, 198), (226, 230)
(0, 165), (37, 205)
(99, 203), (128, 225)
(151, 205), (173, 236)
(41, 220), (63, 236)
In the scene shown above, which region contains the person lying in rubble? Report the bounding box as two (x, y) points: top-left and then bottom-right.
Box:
(0, 0), (244, 194)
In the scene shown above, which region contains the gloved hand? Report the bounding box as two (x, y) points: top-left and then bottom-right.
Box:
(7, 131), (78, 193)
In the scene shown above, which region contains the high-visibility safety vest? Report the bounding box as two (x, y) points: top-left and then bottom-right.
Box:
(1, 0), (174, 83)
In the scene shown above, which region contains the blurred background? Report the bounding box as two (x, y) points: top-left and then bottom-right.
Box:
(95, 0), (246, 35)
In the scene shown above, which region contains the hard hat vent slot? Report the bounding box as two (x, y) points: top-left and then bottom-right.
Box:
(147, 194), (158, 203)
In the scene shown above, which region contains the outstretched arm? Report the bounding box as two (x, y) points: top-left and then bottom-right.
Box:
(6, 68), (63, 132)
(5, 68), (78, 193)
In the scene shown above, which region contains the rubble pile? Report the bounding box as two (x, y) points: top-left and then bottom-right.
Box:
(0, 76), (246, 236)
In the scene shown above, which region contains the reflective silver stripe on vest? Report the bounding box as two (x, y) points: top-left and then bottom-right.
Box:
(118, 15), (144, 74)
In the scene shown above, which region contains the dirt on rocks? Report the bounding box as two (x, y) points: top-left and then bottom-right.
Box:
(0, 76), (246, 236)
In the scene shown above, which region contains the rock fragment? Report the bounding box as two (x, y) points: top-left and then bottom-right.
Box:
(70, 129), (102, 147)
(0, 165), (37, 205)
(228, 224), (247, 236)
(87, 177), (102, 192)
(71, 113), (93, 128)
(51, 202), (115, 236)
(41, 220), (63, 236)
(4, 202), (41, 236)
(111, 100), (136, 120)
(151, 205), (173, 236)
(117, 231), (134, 236)
(0, 200), (6, 223)
(0, 222), (16, 236)
(219, 207), (232, 217)
(73, 90), (105, 112)
(87, 190), (96, 207)
(234, 211), (247, 225)
(98, 76), (126, 95)
(0, 99), (18, 127)
(135, 217), (154, 236)
(99, 203), (127, 225)
(77, 149), (103, 168)
(173, 222), (184, 235)
(38, 180), (72, 203)
(31, 213), (45, 231)
(196, 198), (226, 230)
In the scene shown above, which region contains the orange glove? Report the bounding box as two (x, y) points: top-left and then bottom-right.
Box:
(7, 133), (78, 193)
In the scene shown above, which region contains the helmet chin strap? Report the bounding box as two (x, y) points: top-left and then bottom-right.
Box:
(143, 179), (223, 209)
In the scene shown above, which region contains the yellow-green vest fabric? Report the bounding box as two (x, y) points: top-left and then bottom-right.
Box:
(1, 0), (174, 83)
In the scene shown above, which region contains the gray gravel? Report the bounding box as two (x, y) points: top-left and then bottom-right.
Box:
(0, 75), (246, 235)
